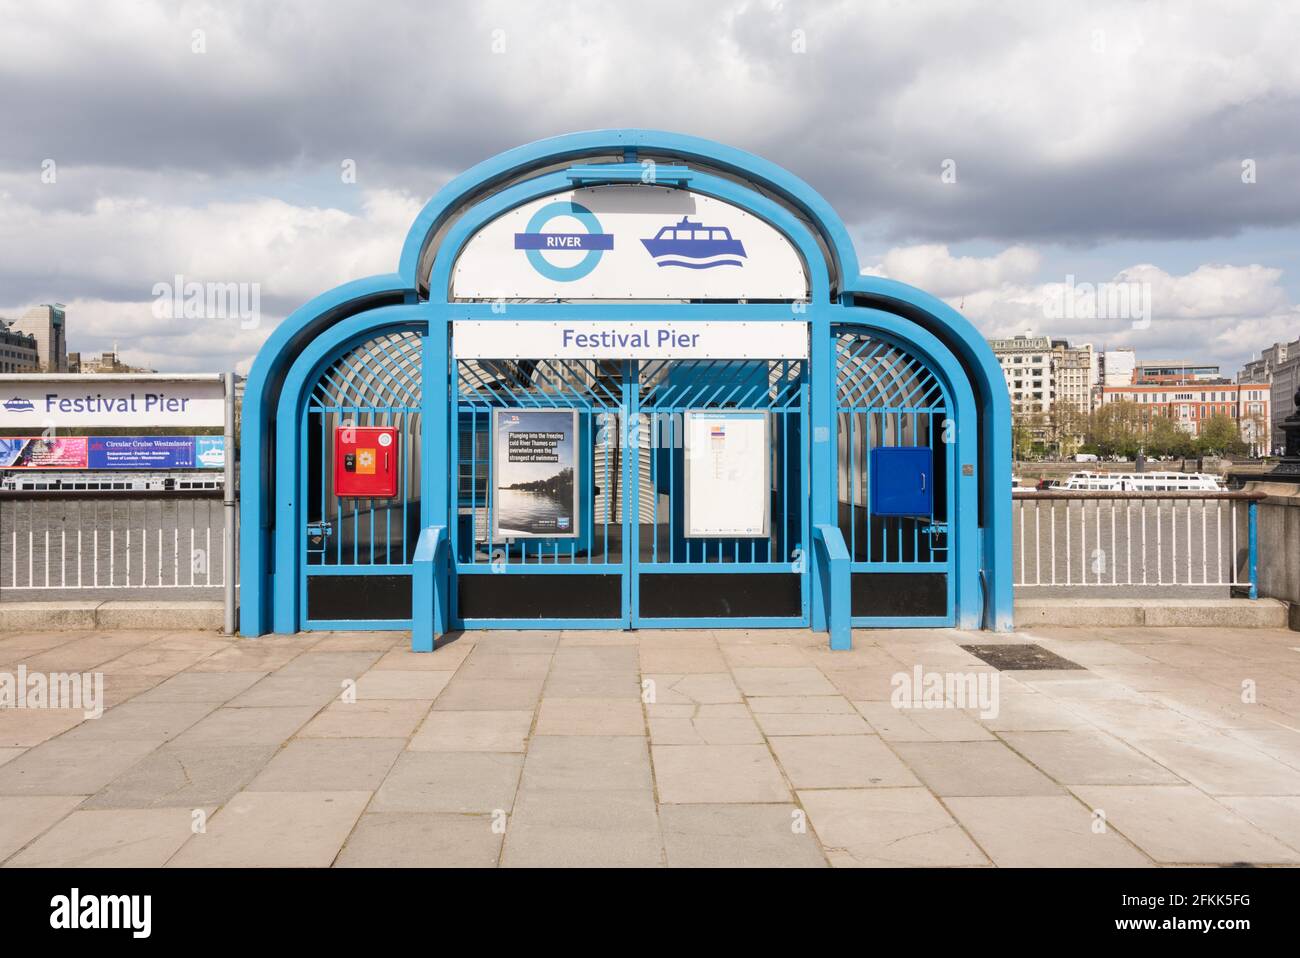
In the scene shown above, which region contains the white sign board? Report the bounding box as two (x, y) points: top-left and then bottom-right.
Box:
(451, 185), (808, 301)
(453, 321), (807, 361)
(684, 411), (770, 538)
(0, 378), (225, 428)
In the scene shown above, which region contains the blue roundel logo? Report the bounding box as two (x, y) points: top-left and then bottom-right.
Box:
(513, 201), (613, 282)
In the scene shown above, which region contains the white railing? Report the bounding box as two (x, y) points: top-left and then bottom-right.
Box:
(1012, 491), (1260, 590)
(1, 494), (228, 591)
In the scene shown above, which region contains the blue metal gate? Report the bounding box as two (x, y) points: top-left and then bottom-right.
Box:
(451, 353), (808, 628)
(835, 327), (956, 625)
(300, 329), (424, 628)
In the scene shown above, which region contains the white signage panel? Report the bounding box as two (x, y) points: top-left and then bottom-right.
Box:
(450, 185), (808, 301)
(453, 321), (807, 360)
(0, 378), (225, 428)
(684, 410), (770, 538)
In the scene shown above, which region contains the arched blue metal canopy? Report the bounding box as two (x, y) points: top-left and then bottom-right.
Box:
(240, 129), (1013, 640)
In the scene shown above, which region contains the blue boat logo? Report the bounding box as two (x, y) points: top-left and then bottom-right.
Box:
(641, 218), (746, 269)
(3, 397), (35, 412)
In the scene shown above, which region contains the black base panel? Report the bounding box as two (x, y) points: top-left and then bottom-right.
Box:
(307, 574), (412, 620)
(639, 573), (801, 618)
(458, 573), (622, 619)
(851, 572), (947, 617)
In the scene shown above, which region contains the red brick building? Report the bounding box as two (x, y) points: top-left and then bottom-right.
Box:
(1098, 382), (1271, 453)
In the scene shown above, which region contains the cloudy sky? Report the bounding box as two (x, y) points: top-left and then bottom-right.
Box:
(2, 0), (1298, 374)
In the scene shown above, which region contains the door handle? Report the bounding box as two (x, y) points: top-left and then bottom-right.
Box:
(920, 472), (926, 493)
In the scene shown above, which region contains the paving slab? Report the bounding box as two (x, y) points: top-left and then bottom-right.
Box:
(409, 709), (534, 752)
(354, 670), (453, 700)
(732, 667), (838, 697)
(130, 671), (268, 704)
(84, 744), (277, 809)
(0, 796), (86, 862)
(168, 790), (371, 868)
(1071, 785), (1300, 864)
(372, 751), (524, 813)
(892, 741), (1063, 796)
(57, 700), (216, 745)
(172, 705), (320, 747)
(0, 738), (161, 795)
(1218, 796), (1300, 853)
(1126, 735), (1300, 795)
(249, 738), (405, 792)
(852, 702), (995, 741)
(457, 652), (553, 681)
(652, 744), (789, 804)
(7, 807), (211, 867)
(299, 699), (431, 739)
(944, 796), (1151, 867)
(335, 812), (503, 867)
(639, 647), (729, 674)
(0, 708), (87, 748)
(502, 788), (662, 867)
(521, 735), (652, 791)
(432, 678), (546, 711)
(999, 730), (1185, 786)
(643, 673), (742, 706)
(649, 707), (764, 745)
(660, 804), (827, 868)
(0, 748), (24, 769)
(535, 697), (644, 736)
(226, 673), (350, 708)
(769, 734), (920, 789)
(798, 788), (988, 867)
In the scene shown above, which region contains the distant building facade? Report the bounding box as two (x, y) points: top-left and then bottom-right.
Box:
(1100, 347), (1137, 387)
(8, 304), (67, 372)
(1135, 360), (1220, 384)
(1239, 338), (1300, 453)
(989, 334), (1054, 415)
(67, 350), (154, 374)
(0, 322), (39, 373)
(1099, 382), (1271, 454)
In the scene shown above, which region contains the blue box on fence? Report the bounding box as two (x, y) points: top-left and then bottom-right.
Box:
(869, 446), (934, 517)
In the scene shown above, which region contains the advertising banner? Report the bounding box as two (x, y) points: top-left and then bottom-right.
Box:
(87, 436), (196, 469)
(195, 437), (226, 469)
(683, 410), (770, 537)
(0, 437), (89, 469)
(492, 409), (579, 539)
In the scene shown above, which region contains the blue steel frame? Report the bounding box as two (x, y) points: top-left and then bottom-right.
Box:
(239, 129), (1014, 646)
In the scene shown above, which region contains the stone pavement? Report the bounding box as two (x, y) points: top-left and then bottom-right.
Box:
(2, 624), (1300, 867)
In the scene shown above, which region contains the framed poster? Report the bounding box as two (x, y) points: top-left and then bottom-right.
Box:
(492, 408), (580, 539)
(683, 410), (770, 538)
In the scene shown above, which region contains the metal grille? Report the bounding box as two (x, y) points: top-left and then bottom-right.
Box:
(638, 359), (805, 566)
(834, 330), (950, 565)
(304, 330), (423, 567)
(455, 357), (626, 567)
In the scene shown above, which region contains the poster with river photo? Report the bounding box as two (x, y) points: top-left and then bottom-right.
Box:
(492, 408), (579, 538)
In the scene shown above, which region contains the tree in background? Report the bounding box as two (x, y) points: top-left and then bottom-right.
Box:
(1196, 413), (1246, 456)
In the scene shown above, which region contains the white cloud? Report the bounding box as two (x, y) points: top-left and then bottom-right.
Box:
(866, 245), (1299, 373)
(862, 244), (1042, 298)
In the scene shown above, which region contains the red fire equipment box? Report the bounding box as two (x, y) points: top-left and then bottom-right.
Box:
(334, 425), (399, 498)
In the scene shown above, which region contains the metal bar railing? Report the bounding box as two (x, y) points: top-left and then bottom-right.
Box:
(1011, 491), (1263, 592)
(1, 494), (228, 592)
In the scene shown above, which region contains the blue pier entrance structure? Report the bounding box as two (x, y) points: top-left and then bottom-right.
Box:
(240, 130), (1013, 649)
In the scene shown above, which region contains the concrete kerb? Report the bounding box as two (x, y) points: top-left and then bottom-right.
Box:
(0, 598), (1290, 634)
(1014, 597), (1290, 629)
(0, 600), (225, 632)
